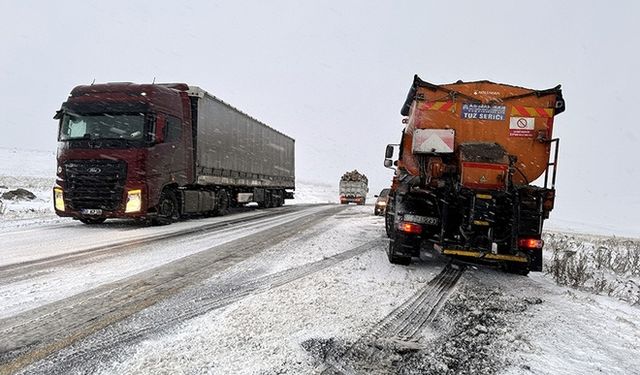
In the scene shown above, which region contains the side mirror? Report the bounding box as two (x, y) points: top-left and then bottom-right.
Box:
(384, 143), (399, 169)
(385, 144), (394, 159)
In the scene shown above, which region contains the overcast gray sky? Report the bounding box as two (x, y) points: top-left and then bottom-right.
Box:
(1, 1), (638, 232)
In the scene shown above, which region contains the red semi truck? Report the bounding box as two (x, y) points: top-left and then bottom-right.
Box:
(53, 82), (295, 225)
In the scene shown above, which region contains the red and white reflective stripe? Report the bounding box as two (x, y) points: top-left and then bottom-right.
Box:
(511, 106), (554, 118)
(421, 101), (456, 112)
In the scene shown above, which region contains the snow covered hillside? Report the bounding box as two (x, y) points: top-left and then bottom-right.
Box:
(0, 148), (56, 222)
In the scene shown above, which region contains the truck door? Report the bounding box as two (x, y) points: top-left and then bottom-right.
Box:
(164, 115), (188, 184)
(146, 114), (173, 205)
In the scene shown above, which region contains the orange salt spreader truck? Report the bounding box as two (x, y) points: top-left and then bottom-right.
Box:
(383, 75), (565, 275)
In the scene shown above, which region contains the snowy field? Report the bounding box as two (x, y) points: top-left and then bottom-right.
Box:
(0, 148), (57, 225)
(1, 147), (639, 374)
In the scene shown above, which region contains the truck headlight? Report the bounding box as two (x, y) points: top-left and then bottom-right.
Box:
(125, 189), (142, 213)
(54, 187), (65, 211)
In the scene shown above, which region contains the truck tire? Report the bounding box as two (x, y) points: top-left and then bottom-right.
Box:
(275, 191), (284, 207)
(213, 189), (230, 216)
(258, 190), (271, 209)
(385, 211), (395, 238)
(152, 189), (179, 225)
(267, 191), (274, 208)
(387, 240), (411, 265)
(79, 217), (106, 225)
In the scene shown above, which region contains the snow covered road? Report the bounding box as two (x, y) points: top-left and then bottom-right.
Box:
(0, 205), (639, 375)
(0, 205), (334, 319)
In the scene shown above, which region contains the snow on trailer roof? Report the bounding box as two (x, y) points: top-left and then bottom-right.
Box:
(185, 85), (295, 142)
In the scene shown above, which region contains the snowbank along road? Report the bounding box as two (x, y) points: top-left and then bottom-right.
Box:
(0, 205), (639, 375)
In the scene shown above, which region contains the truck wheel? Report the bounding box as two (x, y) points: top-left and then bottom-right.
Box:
(258, 191), (271, 209)
(274, 193), (284, 207)
(387, 240), (411, 265)
(153, 189), (179, 225)
(385, 212), (395, 238)
(213, 189), (230, 216)
(79, 217), (106, 225)
(267, 191), (274, 208)
(277, 190), (285, 206)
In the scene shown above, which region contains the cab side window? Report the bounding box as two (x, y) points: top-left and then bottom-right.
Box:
(165, 116), (182, 143)
(66, 117), (87, 138)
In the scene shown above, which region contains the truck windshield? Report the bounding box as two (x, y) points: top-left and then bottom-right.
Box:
(59, 113), (146, 141)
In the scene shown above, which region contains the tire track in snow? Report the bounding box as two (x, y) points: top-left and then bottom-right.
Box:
(0, 205), (345, 375)
(0, 205), (308, 282)
(318, 263), (465, 374)
(21, 240), (383, 375)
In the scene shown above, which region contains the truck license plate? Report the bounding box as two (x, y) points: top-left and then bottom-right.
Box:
(80, 209), (103, 215)
(403, 214), (439, 225)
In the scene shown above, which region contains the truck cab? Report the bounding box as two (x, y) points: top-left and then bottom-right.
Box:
(53, 83), (193, 224)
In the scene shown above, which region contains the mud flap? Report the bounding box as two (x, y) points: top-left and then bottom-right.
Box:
(527, 249), (543, 272)
(388, 239), (411, 265)
(390, 232), (421, 257)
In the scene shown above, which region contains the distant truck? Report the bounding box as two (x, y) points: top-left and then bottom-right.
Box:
(384, 75), (565, 275)
(339, 170), (368, 205)
(53, 82), (295, 225)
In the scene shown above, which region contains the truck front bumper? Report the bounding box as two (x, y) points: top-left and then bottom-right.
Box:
(53, 185), (149, 220)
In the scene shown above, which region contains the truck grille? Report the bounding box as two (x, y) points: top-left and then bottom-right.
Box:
(64, 160), (127, 211)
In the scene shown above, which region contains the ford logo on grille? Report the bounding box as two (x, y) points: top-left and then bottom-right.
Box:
(87, 167), (102, 174)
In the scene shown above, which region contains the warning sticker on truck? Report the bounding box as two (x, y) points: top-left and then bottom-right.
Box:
(509, 117), (535, 137)
(461, 104), (506, 121)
